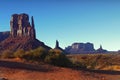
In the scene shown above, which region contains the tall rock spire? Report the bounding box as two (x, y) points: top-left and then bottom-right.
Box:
(97, 44), (107, 53)
(31, 16), (36, 39)
(55, 40), (59, 48)
(100, 45), (102, 49)
(31, 16), (35, 28)
(54, 40), (64, 52)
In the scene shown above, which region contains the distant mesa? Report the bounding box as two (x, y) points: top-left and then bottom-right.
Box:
(65, 42), (108, 54)
(65, 42), (95, 54)
(0, 13), (51, 53)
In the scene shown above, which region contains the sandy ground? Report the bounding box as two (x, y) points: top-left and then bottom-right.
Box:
(0, 59), (120, 80)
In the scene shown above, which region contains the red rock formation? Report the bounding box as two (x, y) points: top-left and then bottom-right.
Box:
(0, 13), (50, 53)
(10, 13), (36, 39)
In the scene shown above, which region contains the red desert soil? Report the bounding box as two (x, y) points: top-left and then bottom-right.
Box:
(0, 59), (120, 80)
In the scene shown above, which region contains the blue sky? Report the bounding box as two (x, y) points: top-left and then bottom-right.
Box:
(0, 0), (120, 51)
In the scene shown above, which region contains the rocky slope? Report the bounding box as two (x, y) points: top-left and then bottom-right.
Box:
(0, 37), (50, 53)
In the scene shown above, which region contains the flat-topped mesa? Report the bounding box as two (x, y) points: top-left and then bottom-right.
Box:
(10, 13), (36, 39)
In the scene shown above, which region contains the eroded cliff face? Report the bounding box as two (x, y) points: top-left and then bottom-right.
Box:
(10, 13), (36, 39)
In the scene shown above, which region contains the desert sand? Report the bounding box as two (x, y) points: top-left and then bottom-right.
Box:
(0, 59), (120, 80)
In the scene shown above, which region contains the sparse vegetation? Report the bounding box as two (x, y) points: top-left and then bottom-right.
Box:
(1, 47), (72, 67)
(22, 47), (48, 61)
(17, 48), (72, 67)
(1, 50), (13, 58)
(67, 53), (120, 71)
(45, 49), (72, 67)
(1, 48), (120, 70)
(14, 49), (25, 58)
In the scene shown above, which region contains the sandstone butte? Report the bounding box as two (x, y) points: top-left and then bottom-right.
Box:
(0, 13), (51, 53)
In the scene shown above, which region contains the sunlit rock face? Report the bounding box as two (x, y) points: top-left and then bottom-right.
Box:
(10, 13), (36, 39)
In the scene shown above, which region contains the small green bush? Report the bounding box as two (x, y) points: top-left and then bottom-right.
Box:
(23, 47), (48, 61)
(14, 49), (25, 58)
(1, 50), (13, 58)
(45, 49), (72, 67)
(32, 47), (48, 60)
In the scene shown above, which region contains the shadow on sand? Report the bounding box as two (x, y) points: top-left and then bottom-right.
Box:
(75, 68), (120, 75)
(0, 60), (120, 75)
(0, 60), (54, 72)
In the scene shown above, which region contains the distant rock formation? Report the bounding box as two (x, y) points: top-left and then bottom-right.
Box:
(65, 42), (95, 54)
(55, 40), (59, 49)
(54, 40), (64, 52)
(0, 13), (50, 53)
(0, 31), (10, 42)
(96, 45), (107, 53)
(10, 13), (36, 39)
